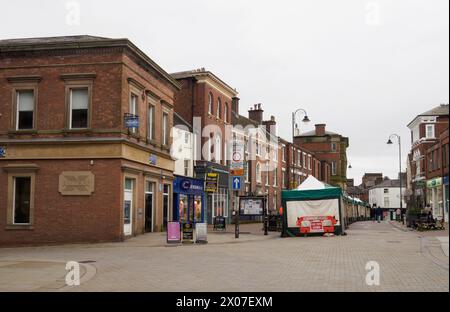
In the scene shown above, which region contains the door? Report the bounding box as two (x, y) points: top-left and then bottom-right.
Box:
(145, 181), (154, 232)
(124, 178), (133, 236)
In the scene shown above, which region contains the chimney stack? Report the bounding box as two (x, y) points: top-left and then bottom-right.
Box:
(263, 115), (277, 136)
(315, 124), (326, 136)
(248, 103), (264, 125)
(232, 97), (240, 117)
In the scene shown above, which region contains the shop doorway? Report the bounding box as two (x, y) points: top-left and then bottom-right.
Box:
(163, 184), (170, 231)
(145, 181), (155, 233)
(124, 178), (134, 236)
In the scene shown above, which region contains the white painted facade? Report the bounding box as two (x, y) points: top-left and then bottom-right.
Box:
(171, 126), (195, 177)
(369, 186), (406, 210)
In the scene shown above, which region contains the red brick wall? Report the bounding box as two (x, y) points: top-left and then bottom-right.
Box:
(0, 159), (122, 246)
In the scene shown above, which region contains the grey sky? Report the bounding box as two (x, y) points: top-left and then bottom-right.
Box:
(2, 0), (448, 185)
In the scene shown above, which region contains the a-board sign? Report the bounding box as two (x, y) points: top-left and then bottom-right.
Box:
(182, 223), (194, 243)
(239, 197), (264, 216)
(167, 222), (181, 244)
(205, 173), (219, 193)
(195, 223), (208, 244)
(213, 216), (226, 231)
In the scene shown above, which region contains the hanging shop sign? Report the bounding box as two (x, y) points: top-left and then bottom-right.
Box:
(167, 221), (181, 244)
(124, 113), (139, 129)
(205, 173), (219, 193)
(427, 177), (442, 189)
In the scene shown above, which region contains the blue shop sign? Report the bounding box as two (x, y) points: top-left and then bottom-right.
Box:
(444, 176), (449, 185)
(149, 154), (157, 165)
(174, 176), (204, 195)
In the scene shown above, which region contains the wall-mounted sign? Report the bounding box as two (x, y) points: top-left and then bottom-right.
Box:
(58, 171), (94, 196)
(0, 147), (5, 158)
(427, 177), (442, 189)
(205, 173), (219, 193)
(124, 113), (139, 128)
(167, 222), (181, 244)
(149, 154), (157, 165)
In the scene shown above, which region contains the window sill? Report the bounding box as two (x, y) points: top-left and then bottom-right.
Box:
(5, 224), (34, 231)
(8, 130), (38, 135)
(63, 128), (93, 134)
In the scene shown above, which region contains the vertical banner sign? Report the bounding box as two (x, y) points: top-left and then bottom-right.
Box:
(205, 173), (219, 193)
(167, 222), (181, 244)
(230, 142), (245, 176)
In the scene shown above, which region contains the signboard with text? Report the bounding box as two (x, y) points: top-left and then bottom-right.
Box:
(230, 142), (245, 176)
(239, 197), (264, 216)
(205, 173), (219, 193)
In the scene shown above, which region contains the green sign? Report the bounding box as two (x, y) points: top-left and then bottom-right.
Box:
(427, 178), (442, 189)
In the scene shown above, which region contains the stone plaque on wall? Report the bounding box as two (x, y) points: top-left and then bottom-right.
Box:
(59, 171), (95, 196)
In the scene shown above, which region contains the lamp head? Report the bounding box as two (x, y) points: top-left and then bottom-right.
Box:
(302, 115), (311, 124)
(387, 139), (393, 145)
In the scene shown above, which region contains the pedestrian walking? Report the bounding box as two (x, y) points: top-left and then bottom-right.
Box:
(376, 206), (382, 223)
(396, 208), (401, 222)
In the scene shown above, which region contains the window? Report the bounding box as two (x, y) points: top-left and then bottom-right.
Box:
(265, 168), (269, 186)
(384, 197), (390, 208)
(303, 153), (307, 168)
(162, 112), (169, 146)
(282, 146), (286, 162)
(331, 142), (337, 151)
(184, 160), (190, 176)
(70, 88), (89, 129)
(215, 134), (222, 163)
(217, 98), (222, 119)
(331, 161), (337, 176)
(212, 188), (228, 218)
(256, 163), (262, 183)
(245, 161), (250, 182)
(384, 189), (389, 194)
(282, 169), (287, 189)
(224, 103), (229, 122)
(184, 132), (189, 144)
(208, 93), (213, 115)
(273, 168), (278, 186)
(426, 124), (435, 139)
(308, 156), (312, 170)
(297, 150), (301, 166)
(148, 104), (155, 140)
(13, 177), (31, 224)
(16, 90), (35, 130)
(273, 148), (278, 162)
(256, 141), (261, 156)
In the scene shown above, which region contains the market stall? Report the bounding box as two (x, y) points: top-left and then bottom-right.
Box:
(281, 176), (346, 236)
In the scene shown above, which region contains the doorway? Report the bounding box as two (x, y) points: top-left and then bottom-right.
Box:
(124, 178), (134, 236)
(145, 181), (155, 233)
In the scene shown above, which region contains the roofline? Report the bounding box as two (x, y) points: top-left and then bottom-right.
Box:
(0, 36), (181, 91)
(171, 70), (238, 97)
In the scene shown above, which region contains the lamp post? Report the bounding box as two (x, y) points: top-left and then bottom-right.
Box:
(292, 108), (310, 139)
(387, 134), (403, 221)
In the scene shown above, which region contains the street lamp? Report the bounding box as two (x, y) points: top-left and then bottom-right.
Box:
(387, 134), (403, 220)
(292, 108), (310, 139)
(348, 163), (352, 169)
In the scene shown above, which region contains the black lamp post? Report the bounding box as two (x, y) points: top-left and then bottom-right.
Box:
(292, 108), (310, 139)
(387, 134), (403, 216)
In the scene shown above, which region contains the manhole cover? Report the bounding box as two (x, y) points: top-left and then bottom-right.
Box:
(78, 260), (97, 264)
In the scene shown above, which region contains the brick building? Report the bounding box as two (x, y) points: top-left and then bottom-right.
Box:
(294, 124), (349, 189)
(0, 36), (180, 246)
(171, 69), (237, 224)
(406, 104), (449, 218)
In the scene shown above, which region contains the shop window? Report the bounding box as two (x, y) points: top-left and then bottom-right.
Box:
(179, 194), (189, 223)
(16, 90), (35, 130)
(194, 196), (202, 222)
(70, 88), (89, 129)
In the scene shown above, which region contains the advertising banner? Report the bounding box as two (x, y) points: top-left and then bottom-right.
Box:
(195, 223), (208, 244)
(239, 197), (264, 216)
(167, 222), (181, 244)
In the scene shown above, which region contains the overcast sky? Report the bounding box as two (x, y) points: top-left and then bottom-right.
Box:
(2, 0), (448, 185)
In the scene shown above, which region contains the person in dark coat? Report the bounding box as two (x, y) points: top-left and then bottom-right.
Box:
(376, 206), (382, 223)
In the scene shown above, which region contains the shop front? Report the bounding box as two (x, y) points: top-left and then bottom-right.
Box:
(427, 177), (443, 220)
(173, 175), (205, 224)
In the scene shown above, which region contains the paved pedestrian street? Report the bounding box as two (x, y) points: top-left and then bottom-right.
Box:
(0, 221), (448, 292)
